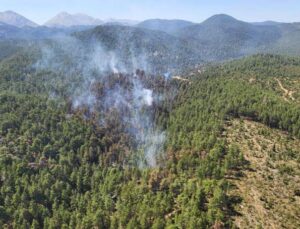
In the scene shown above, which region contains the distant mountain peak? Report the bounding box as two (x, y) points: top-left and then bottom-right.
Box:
(202, 14), (241, 25)
(0, 10), (38, 27)
(209, 14), (236, 19)
(45, 12), (103, 27)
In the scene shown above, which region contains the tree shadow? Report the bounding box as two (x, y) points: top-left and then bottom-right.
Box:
(227, 194), (243, 217)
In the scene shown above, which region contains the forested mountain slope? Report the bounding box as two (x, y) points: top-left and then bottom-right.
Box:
(74, 25), (203, 74)
(2, 14), (300, 66)
(138, 15), (300, 62)
(136, 19), (194, 34)
(168, 54), (300, 228)
(0, 53), (300, 228)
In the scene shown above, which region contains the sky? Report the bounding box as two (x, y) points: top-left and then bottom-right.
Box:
(0, 0), (300, 25)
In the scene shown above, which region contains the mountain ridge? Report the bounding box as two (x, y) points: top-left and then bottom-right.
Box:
(0, 10), (38, 27)
(44, 12), (103, 27)
(137, 19), (194, 34)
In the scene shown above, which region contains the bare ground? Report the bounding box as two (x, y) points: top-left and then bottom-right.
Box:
(275, 78), (295, 101)
(225, 119), (300, 229)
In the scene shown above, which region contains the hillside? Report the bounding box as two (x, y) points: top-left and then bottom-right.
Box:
(167, 54), (300, 228)
(0, 42), (300, 229)
(175, 14), (282, 60)
(74, 25), (202, 73)
(1, 13), (300, 64)
(226, 119), (300, 228)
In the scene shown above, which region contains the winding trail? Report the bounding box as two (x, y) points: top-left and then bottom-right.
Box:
(275, 78), (295, 101)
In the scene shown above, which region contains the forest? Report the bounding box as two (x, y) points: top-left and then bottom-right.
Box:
(0, 49), (300, 228)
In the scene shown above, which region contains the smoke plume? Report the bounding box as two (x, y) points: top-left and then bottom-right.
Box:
(34, 34), (167, 167)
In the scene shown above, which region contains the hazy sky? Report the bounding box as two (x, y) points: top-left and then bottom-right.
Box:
(0, 0), (299, 24)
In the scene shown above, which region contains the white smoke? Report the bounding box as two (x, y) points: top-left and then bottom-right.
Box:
(133, 82), (153, 107)
(144, 132), (165, 167)
(35, 34), (166, 167)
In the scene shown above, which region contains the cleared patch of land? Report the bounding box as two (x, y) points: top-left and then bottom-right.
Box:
(225, 119), (300, 229)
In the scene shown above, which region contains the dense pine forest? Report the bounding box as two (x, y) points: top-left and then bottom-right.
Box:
(0, 43), (299, 229)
